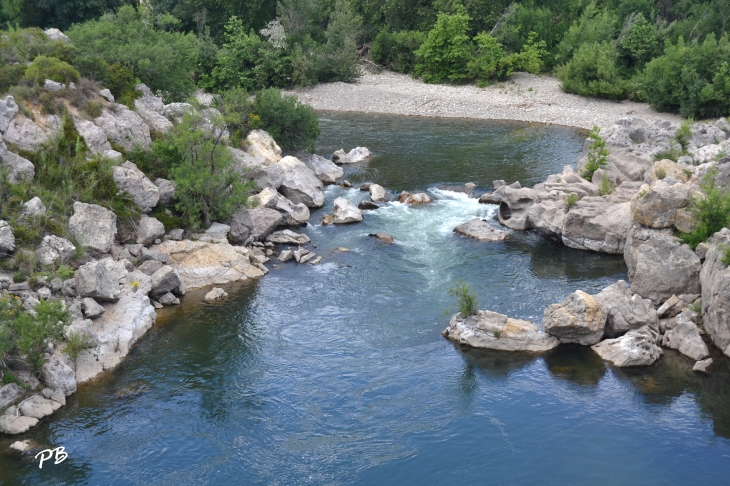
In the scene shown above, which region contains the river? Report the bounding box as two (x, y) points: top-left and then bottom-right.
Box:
(1, 113), (729, 485)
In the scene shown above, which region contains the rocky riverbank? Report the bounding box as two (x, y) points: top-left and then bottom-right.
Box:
(289, 70), (682, 131)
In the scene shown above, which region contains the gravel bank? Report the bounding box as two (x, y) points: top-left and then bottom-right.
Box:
(289, 70), (681, 131)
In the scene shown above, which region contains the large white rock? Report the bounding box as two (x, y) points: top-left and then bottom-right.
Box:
(4, 114), (60, 151)
(134, 85), (173, 133)
(332, 197), (363, 224)
(0, 383), (23, 409)
(700, 228), (730, 357)
(19, 394), (61, 419)
(0, 95), (20, 134)
(369, 184), (386, 202)
(0, 415), (38, 435)
(301, 153), (343, 184)
(244, 130), (282, 166)
(74, 118), (111, 154)
(41, 356), (77, 396)
(277, 156), (325, 208)
(44, 28), (69, 42)
(136, 215), (165, 246)
(75, 259), (126, 302)
(630, 180), (691, 229)
(331, 147), (372, 164)
(0, 220), (15, 254)
(543, 290), (607, 345)
(453, 218), (508, 242)
(94, 107), (151, 151)
(497, 187), (541, 230)
(150, 240), (265, 291)
(0, 144), (35, 183)
(113, 161), (159, 213)
(443, 310), (559, 352)
(36, 235), (75, 266)
(591, 326), (663, 367)
(662, 312), (710, 361)
(68, 202), (117, 253)
(594, 280), (657, 337)
(561, 198), (631, 254)
(265, 229), (311, 245)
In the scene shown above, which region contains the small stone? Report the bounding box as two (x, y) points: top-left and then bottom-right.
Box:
(278, 250), (293, 262)
(37, 287), (51, 300)
(168, 229), (184, 241)
(152, 300), (163, 309)
(157, 292), (179, 306)
(341, 180), (351, 188)
(81, 297), (105, 318)
(205, 287), (228, 302)
(10, 440), (32, 452)
(310, 256), (322, 265)
(332, 247), (350, 253)
(137, 259), (163, 276)
(299, 252), (316, 264)
(693, 358), (713, 374)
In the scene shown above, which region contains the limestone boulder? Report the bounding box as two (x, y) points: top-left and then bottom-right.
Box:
(149, 265), (182, 295)
(0, 416), (38, 435)
(527, 192), (567, 239)
(595, 280), (657, 337)
(74, 288), (156, 384)
(561, 197), (630, 254)
(74, 118), (111, 154)
(81, 297), (105, 318)
(331, 147), (372, 164)
(443, 310), (559, 352)
(543, 290), (607, 345)
(591, 326), (663, 367)
(19, 394), (61, 419)
(150, 240), (265, 291)
(136, 215), (165, 246)
(369, 184), (386, 202)
(134, 94), (173, 133)
(301, 153), (343, 184)
(228, 207), (255, 244)
(332, 197), (363, 224)
(3, 115), (59, 151)
(75, 259), (126, 302)
(277, 156), (325, 207)
(68, 202), (117, 253)
(644, 160), (692, 184)
(36, 235), (75, 266)
(205, 287), (228, 301)
(453, 218), (508, 242)
(630, 235), (701, 305)
(404, 193), (433, 204)
(94, 107), (151, 151)
(244, 130), (282, 165)
(0, 383), (23, 409)
(199, 222), (230, 243)
(0, 220), (15, 255)
(0, 145), (35, 183)
(162, 102), (195, 124)
(543, 166), (599, 197)
(41, 356), (76, 396)
(662, 312), (710, 360)
(113, 161), (159, 213)
(623, 223), (674, 281)
(21, 196), (45, 216)
(274, 195), (310, 226)
(248, 208), (283, 241)
(0, 96), (19, 133)
(699, 228), (730, 356)
(265, 229), (311, 245)
(154, 178), (175, 205)
(497, 187), (540, 230)
(630, 180), (691, 229)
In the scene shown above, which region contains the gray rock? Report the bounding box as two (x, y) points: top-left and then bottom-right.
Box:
(62, 278), (76, 297)
(140, 247), (168, 263)
(369, 184), (386, 202)
(99, 89), (114, 103)
(453, 218), (508, 242)
(134, 90), (173, 133)
(136, 215), (165, 246)
(228, 206), (257, 244)
(35, 235), (75, 266)
(4, 114), (59, 151)
(630, 181), (690, 229)
(150, 265), (182, 295)
(43, 79), (63, 91)
(699, 228), (730, 357)
(157, 292), (179, 306)
(68, 202), (117, 254)
(274, 196), (310, 226)
(94, 107), (151, 151)
(137, 259), (163, 276)
(247, 208), (283, 242)
(74, 118), (111, 154)
(331, 147), (372, 164)
(265, 229), (311, 245)
(526, 192), (567, 238)
(497, 187), (540, 230)
(37, 286), (51, 300)
(0, 146), (35, 183)
(113, 161), (159, 213)
(662, 312), (710, 360)
(0, 415), (38, 435)
(562, 198), (631, 254)
(630, 235), (701, 305)
(595, 280), (658, 337)
(0, 220), (15, 255)
(591, 326), (663, 367)
(41, 387), (65, 405)
(623, 223), (674, 281)
(332, 197), (363, 224)
(543, 290), (607, 345)
(369, 232), (394, 243)
(359, 200), (379, 210)
(21, 196), (46, 216)
(543, 166), (599, 197)
(81, 297), (105, 318)
(278, 250), (293, 262)
(19, 394), (61, 419)
(0, 96), (19, 134)
(154, 178), (175, 205)
(243, 129), (282, 165)
(75, 260), (125, 302)
(301, 153), (343, 184)
(656, 294), (684, 318)
(277, 156), (325, 207)
(168, 229), (184, 241)
(443, 309), (559, 352)
(205, 287), (228, 301)
(693, 358), (713, 374)
(199, 222), (230, 243)
(43, 28), (69, 42)
(41, 356), (76, 396)
(0, 383), (23, 409)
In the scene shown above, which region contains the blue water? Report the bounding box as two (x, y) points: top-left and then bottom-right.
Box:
(1, 114), (729, 485)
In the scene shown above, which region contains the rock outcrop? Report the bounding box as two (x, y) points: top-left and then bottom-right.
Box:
(94, 106), (152, 151)
(453, 218), (508, 242)
(36, 235), (75, 266)
(112, 161), (159, 213)
(543, 290), (607, 345)
(699, 228), (730, 356)
(443, 310), (559, 352)
(662, 312), (710, 360)
(75, 259), (126, 302)
(591, 326), (663, 367)
(497, 187), (540, 230)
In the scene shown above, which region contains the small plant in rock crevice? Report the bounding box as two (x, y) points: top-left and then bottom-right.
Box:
(446, 279), (479, 318)
(721, 245), (730, 267)
(581, 125), (609, 180)
(565, 192), (580, 207)
(598, 173), (614, 196)
(655, 167), (667, 179)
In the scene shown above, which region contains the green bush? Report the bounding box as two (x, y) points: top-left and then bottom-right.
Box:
(554, 3), (618, 66)
(0, 26), (75, 65)
(252, 88), (320, 152)
(0, 64), (27, 95)
(598, 173), (614, 196)
(581, 126), (609, 180)
(103, 63), (140, 108)
(68, 5), (198, 102)
(414, 7), (473, 83)
(641, 35), (730, 118)
(557, 42), (630, 100)
(509, 32), (548, 75)
(616, 13), (659, 71)
(679, 170), (730, 249)
(466, 32), (510, 86)
(565, 192), (580, 207)
(165, 112), (254, 227)
(11, 299), (69, 371)
(65, 331), (91, 363)
(371, 30), (426, 73)
(23, 55), (80, 84)
(447, 279), (479, 318)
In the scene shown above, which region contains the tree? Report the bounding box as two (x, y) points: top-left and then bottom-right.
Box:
(414, 6), (473, 83)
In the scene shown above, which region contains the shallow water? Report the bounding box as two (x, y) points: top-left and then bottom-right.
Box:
(1, 113), (729, 485)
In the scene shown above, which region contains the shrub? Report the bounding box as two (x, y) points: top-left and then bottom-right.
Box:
(557, 42), (629, 100)
(0, 26), (75, 65)
(675, 118), (693, 150)
(0, 63), (27, 95)
(68, 5), (198, 102)
(414, 6), (473, 83)
(679, 170), (730, 249)
(371, 30), (426, 73)
(655, 168), (667, 179)
(84, 100), (103, 118)
(466, 32), (509, 86)
(640, 35), (730, 118)
(616, 13), (659, 71)
(165, 112), (254, 227)
(11, 299), (69, 371)
(23, 56), (80, 84)
(253, 88), (320, 152)
(565, 192), (580, 207)
(722, 246), (730, 267)
(509, 32), (548, 75)
(447, 279), (479, 318)
(598, 173), (614, 196)
(65, 331), (91, 363)
(554, 4), (618, 66)
(214, 87), (255, 148)
(581, 126), (609, 180)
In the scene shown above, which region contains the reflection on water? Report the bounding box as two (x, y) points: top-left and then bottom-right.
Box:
(1, 113), (729, 485)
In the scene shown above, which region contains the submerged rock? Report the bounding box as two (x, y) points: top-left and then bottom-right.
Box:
(331, 147), (371, 164)
(591, 326), (663, 367)
(443, 310), (559, 352)
(453, 218), (508, 242)
(205, 287), (228, 302)
(0, 416), (39, 435)
(369, 232), (394, 243)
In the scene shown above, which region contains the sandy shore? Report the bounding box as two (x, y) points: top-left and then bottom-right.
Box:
(289, 70), (681, 131)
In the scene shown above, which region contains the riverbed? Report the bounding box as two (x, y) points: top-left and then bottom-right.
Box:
(1, 113), (728, 485)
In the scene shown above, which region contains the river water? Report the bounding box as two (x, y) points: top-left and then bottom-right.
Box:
(1, 113), (729, 485)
